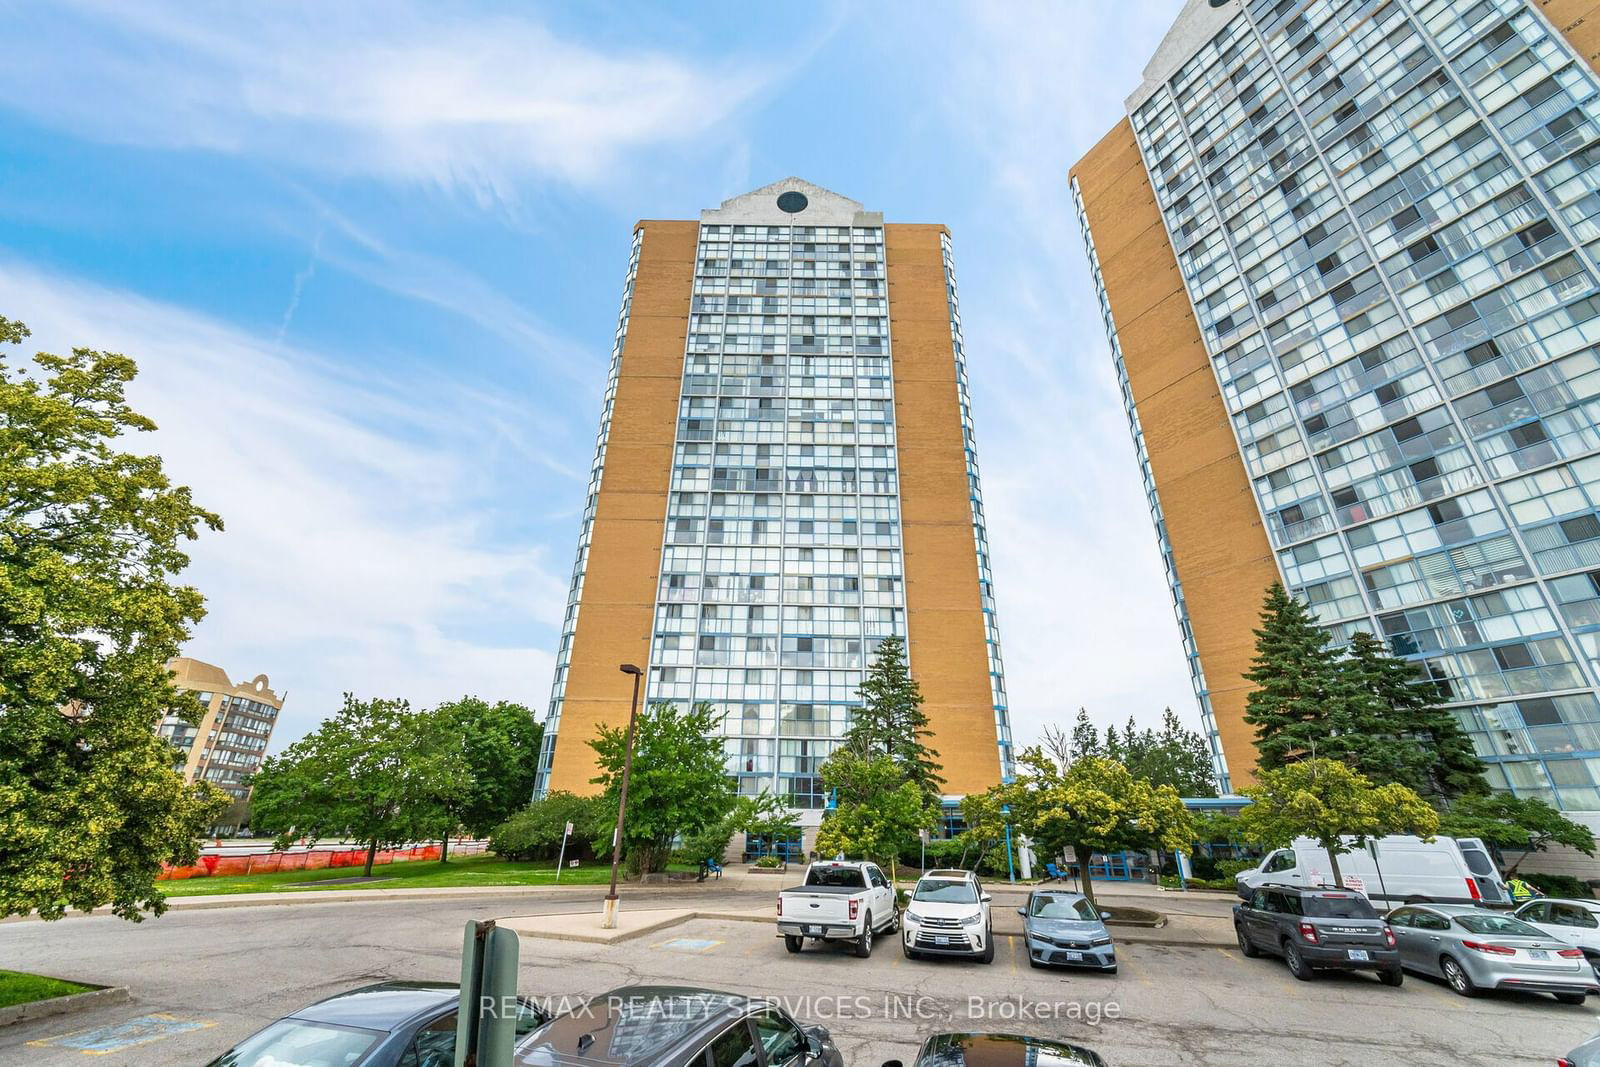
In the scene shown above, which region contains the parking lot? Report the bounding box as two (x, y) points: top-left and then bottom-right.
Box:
(2, 890), (1597, 1065)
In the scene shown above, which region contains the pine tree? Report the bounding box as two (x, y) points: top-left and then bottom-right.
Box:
(1243, 583), (1347, 769)
(848, 634), (943, 798)
(1068, 707), (1101, 762)
(1340, 631), (1487, 800)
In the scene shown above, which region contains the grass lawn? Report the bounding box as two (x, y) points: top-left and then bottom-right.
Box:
(0, 970), (94, 1010)
(159, 854), (699, 897)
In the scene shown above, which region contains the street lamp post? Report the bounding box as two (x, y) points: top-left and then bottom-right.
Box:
(602, 663), (644, 929)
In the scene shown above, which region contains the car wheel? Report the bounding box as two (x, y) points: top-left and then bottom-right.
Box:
(1555, 991), (1587, 1005)
(1235, 923), (1261, 958)
(855, 915), (873, 958)
(1104, 966), (1118, 976)
(1440, 955), (1478, 998)
(1283, 940), (1316, 982)
(980, 931), (994, 964)
(1378, 967), (1403, 987)
(784, 935), (803, 954)
(1028, 956), (1042, 969)
(903, 943), (918, 960)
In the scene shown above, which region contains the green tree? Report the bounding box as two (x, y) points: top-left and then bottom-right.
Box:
(1243, 583), (1345, 770)
(1068, 707), (1102, 762)
(427, 697), (543, 860)
(682, 790), (800, 866)
(250, 695), (460, 877)
(848, 634), (943, 798)
(990, 749), (1194, 909)
(489, 791), (604, 862)
(1438, 792), (1596, 874)
(816, 753), (937, 885)
(589, 701), (734, 874)
(1339, 631), (1487, 800)
(0, 317), (227, 922)
(1237, 758), (1440, 888)
(1115, 708), (1218, 797)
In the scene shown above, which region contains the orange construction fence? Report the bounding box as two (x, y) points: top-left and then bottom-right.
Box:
(159, 841), (483, 881)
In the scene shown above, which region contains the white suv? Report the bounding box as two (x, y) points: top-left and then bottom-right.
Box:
(902, 869), (993, 963)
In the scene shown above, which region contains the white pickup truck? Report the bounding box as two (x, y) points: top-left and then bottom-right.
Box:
(777, 860), (899, 958)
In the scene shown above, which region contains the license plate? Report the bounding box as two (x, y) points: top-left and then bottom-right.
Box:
(1347, 949), (1370, 962)
(935, 935), (950, 946)
(1531, 949), (1550, 960)
(1062, 950), (1084, 961)
(806, 925), (821, 935)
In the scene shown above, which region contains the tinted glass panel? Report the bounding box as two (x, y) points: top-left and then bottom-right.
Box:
(1302, 895), (1378, 918)
(709, 1022), (760, 1067)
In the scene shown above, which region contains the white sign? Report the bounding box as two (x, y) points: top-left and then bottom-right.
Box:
(1342, 875), (1366, 892)
(568, 859), (579, 868)
(564, 821), (574, 836)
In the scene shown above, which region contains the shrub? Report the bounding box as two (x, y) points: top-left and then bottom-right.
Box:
(754, 855), (784, 869)
(489, 792), (605, 862)
(1524, 872), (1595, 899)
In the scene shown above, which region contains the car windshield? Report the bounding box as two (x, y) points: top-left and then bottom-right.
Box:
(207, 1019), (381, 1067)
(1302, 894), (1378, 919)
(914, 879), (977, 904)
(1029, 896), (1098, 921)
(1453, 913), (1545, 937)
(805, 866), (865, 889)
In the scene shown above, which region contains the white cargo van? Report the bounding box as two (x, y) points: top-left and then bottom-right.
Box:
(1235, 836), (1509, 906)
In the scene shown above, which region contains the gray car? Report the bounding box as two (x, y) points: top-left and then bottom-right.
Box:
(1016, 891), (1116, 973)
(1233, 884), (1402, 984)
(1387, 904), (1600, 1003)
(1562, 1032), (1600, 1066)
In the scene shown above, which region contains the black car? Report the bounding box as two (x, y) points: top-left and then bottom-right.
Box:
(515, 985), (843, 1067)
(204, 980), (548, 1067)
(886, 1032), (1106, 1067)
(1233, 884), (1402, 985)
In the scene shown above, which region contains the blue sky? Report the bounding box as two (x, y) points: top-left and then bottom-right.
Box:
(1, 0), (1199, 752)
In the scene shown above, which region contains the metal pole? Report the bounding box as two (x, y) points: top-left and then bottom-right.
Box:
(603, 664), (643, 929)
(556, 823), (570, 884)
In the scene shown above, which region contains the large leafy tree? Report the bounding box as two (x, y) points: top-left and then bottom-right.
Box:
(589, 701), (734, 874)
(1243, 583), (1345, 769)
(1438, 792), (1595, 874)
(816, 752), (937, 884)
(427, 697), (543, 859)
(987, 749), (1194, 908)
(251, 695), (464, 877)
(1237, 758), (1440, 888)
(847, 634), (943, 798)
(0, 317), (227, 921)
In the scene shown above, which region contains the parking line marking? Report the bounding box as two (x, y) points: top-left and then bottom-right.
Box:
(1007, 936), (1018, 972)
(27, 1013), (216, 1055)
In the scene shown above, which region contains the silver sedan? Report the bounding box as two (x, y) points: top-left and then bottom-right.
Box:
(1386, 904), (1599, 1003)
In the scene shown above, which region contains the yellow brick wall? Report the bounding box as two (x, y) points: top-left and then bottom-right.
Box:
(1071, 121), (1281, 785)
(885, 224), (1003, 796)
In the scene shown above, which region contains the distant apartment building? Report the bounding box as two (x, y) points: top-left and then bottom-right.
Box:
(1071, 0), (1600, 836)
(160, 656), (284, 801)
(532, 178), (1014, 842)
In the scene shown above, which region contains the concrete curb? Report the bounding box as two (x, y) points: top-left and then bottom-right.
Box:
(0, 985), (129, 1028)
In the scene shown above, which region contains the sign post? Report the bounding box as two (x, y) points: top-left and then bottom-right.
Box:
(918, 828), (928, 872)
(556, 821), (573, 884)
(454, 919), (520, 1067)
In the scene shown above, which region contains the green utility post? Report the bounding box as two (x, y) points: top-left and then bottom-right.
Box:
(454, 919), (521, 1067)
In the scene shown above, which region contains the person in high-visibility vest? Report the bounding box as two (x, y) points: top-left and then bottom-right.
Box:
(1508, 876), (1541, 903)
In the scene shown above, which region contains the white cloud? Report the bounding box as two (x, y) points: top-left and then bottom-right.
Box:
(1, 262), (567, 746)
(0, 1), (765, 203)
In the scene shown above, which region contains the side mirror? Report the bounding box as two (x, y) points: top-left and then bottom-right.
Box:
(981, 893), (992, 903)
(1016, 907), (1027, 916)
(803, 1026), (827, 1058)
(1100, 910), (1112, 920)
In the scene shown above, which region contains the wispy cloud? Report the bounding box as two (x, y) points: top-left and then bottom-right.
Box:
(0, 0), (766, 204)
(1, 262), (567, 740)
(870, 2), (1198, 744)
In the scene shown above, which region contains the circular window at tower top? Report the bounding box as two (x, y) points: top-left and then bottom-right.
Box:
(776, 191), (808, 213)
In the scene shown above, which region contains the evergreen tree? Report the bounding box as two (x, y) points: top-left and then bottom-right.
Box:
(1068, 707), (1101, 763)
(846, 634), (943, 798)
(1339, 631), (1487, 800)
(1243, 583), (1347, 769)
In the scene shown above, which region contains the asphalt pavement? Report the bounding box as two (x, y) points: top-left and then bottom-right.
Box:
(2, 885), (1596, 1066)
